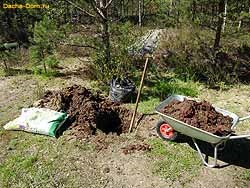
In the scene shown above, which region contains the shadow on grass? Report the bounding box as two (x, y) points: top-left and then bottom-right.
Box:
(1, 65), (96, 80)
(2, 68), (33, 76)
(173, 134), (250, 168)
(51, 65), (97, 80)
(2, 68), (65, 78)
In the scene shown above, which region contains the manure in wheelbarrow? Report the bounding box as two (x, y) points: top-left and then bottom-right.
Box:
(35, 85), (136, 139)
(161, 99), (233, 136)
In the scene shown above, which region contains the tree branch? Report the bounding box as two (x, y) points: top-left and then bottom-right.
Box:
(95, 7), (106, 20)
(91, 1), (106, 20)
(64, 0), (95, 18)
(105, 0), (113, 9)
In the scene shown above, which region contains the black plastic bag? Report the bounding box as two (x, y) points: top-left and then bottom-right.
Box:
(109, 77), (136, 103)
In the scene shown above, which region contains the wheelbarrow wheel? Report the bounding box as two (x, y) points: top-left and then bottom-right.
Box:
(156, 120), (178, 141)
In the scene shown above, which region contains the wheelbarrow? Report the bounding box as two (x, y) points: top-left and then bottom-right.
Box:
(155, 95), (250, 168)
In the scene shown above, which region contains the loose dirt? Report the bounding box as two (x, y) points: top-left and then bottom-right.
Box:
(35, 85), (137, 139)
(161, 99), (233, 136)
(122, 143), (151, 155)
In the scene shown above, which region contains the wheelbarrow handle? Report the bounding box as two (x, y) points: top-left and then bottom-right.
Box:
(229, 115), (250, 139)
(229, 134), (250, 140)
(239, 115), (250, 121)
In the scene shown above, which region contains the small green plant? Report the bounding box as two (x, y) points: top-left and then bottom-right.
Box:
(32, 66), (43, 75)
(0, 50), (18, 76)
(43, 55), (60, 69)
(29, 15), (63, 75)
(241, 169), (250, 180)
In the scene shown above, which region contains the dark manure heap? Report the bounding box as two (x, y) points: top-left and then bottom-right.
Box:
(161, 99), (233, 136)
(36, 85), (135, 139)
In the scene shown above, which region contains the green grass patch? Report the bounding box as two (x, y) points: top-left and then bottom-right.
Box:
(241, 169), (250, 181)
(0, 131), (96, 188)
(153, 79), (199, 98)
(32, 67), (60, 78)
(148, 138), (201, 182)
(0, 134), (54, 188)
(0, 153), (54, 188)
(138, 97), (160, 114)
(0, 69), (5, 76)
(142, 78), (200, 100)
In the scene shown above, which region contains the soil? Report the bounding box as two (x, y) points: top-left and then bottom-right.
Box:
(35, 85), (137, 139)
(161, 98), (233, 136)
(122, 143), (151, 155)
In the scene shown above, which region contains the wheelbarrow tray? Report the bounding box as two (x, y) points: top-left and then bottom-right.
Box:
(155, 95), (239, 144)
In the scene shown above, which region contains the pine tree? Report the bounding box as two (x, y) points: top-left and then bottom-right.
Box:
(29, 16), (62, 74)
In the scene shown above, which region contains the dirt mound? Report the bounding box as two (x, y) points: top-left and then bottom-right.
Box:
(36, 85), (136, 139)
(161, 99), (233, 136)
(122, 143), (151, 155)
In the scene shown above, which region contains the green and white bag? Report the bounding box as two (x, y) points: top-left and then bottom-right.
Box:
(4, 108), (68, 137)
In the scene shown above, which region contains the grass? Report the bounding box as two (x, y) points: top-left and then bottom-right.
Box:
(0, 70), (202, 187)
(0, 134), (54, 188)
(0, 154), (41, 187)
(0, 69), (5, 76)
(150, 79), (200, 99)
(242, 170), (250, 180)
(1, 50), (250, 187)
(0, 132), (99, 188)
(135, 78), (200, 114)
(137, 97), (160, 114)
(141, 68), (200, 100)
(147, 138), (201, 182)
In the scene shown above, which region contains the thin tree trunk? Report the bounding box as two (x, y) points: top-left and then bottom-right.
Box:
(121, 0), (124, 18)
(176, 0), (180, 22)
(131, 0), (134, 16)
(41, 51), (47, 73)
(169, 0), (173, 16)
(214, 0), (225, 49)
(192, 0), (196, 21)
(127, 1), (129, 16)
(221, 0), (227, 32)
(142, 0), (144, 17)
(138, 0), (142, 26)
(3, 60), (8, 71)
(100, 0), (111, 68)
(238, 20), (242, 31)
(102, 20), (111, 68)
(43, 61), (47, 73)
(64, 2), (68, 23)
